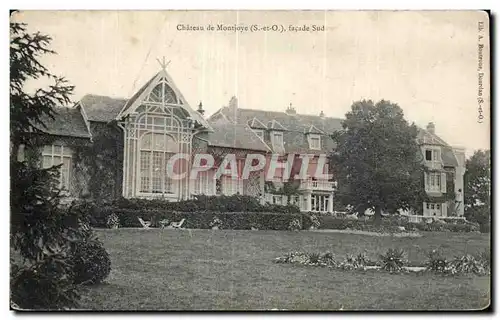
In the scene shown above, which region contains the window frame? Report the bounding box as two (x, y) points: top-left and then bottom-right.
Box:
(272, 131), (284, 147)
(308, 134), (321, 150)
(41, 144), (72, 191)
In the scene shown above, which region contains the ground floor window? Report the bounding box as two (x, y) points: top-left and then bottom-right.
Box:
(42, 145), (72, 190)
(311, 194), (329, 212)
(221, 176), (243, 195)
(193, 170), (215, 195)
(139, 150), (177, 194)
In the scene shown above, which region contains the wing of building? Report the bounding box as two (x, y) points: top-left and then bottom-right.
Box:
(17, 67), (465, 219)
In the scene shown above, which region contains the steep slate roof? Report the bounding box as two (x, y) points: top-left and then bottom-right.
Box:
(79, 94), (127, 122)
(39, 107), (91, 139)
(210, 106), (343, 154)
(417, 128), (459, 167)
(120, 72), (160, 114)
(206, 122), (270, 152)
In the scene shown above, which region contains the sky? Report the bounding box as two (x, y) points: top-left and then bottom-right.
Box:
(13, 10), (490, 156)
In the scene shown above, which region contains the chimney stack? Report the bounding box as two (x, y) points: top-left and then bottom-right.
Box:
(285, 103), (296, 115)
(197, 101), (205, 116)
(426, 122), (435, 134)
(228, 96), (238, 110)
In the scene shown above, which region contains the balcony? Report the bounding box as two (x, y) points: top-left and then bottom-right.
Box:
(300, 179), (336, 191)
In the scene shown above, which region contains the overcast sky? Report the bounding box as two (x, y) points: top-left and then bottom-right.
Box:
(14, 10), (490, 156)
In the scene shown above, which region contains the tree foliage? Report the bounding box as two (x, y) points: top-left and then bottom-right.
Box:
(10, 13), (84, 310)
(464, 149), (491, 224)
(330, 100), (425, 220)
(10, 14), (74, 157)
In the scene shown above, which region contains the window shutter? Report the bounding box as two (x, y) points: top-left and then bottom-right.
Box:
(440, 172), (447, 193)
(424, 172), (428, 192)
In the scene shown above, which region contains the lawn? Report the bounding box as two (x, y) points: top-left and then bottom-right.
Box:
(80, 229), (491, 311)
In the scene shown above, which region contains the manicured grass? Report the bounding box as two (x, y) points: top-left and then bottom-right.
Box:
(80, 229), (490, 310)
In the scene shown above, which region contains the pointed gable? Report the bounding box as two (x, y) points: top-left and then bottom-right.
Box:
(306, 125), (325, 135)
(116, 69), (212, 131)
(268, 119), (287, 131)
(248, 117), (268, 130)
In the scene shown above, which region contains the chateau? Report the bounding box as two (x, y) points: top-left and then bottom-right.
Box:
(17, 66), (465, 220)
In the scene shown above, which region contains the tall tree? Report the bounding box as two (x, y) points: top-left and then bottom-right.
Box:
(10, 12), (82, 309)
(10, 11), (74, 160)
(331, 100), (425, 222)
(464, 149), (491, 224)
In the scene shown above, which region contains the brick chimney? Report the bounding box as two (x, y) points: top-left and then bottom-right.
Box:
(228, 96), (238, 110)
(285, 103), (296, 115)
(426, 122), (435, 134)
(197, 101), (205, 116)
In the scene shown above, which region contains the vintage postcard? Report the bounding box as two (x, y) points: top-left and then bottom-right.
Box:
(10, 10), (490, 311)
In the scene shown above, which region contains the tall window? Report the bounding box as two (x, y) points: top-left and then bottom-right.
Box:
(222, 176), (243, 195)
(426, 172), (443, 192)
(425, 149), (440, 162)
(139, 132), (178, 194)
(193, 170), (215, 195)
(271, 131), (284, 151)
(311, 194), (329, 212)
(42, 145), (72, 191)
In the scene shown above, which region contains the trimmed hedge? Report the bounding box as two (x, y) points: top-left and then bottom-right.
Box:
(316, 216), (479, 233)
(107, 195), (300, 214)
(90, 207), (310, 230)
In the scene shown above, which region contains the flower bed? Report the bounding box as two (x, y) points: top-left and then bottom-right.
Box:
(274, 248), (490, 276)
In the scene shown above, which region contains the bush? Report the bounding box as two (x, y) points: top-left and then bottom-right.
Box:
(71, 239), (111, 285)
(426, 250), (448, 272)
(379, 248), (406, 272)
(274, 251), (337, 267)
(475, 250), (490, 274)
(108, 194), (299, 213)
(11, 251), (80, 310)
(448, 255), (486, 275)
(338, 253), (370, 270)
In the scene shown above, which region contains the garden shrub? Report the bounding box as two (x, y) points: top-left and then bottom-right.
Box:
(288, 218), (302, 231)
(338, 253), (370, 270)
(71, 239), (111, 285)
(448, 255), (486, 275)
(379, 248), (406, 272)
(274, 252), (337, 267)
(11, 254), (80, 310)
(475, 250), (490, 274)
(108, 194), (299, 214)
(425, 250), (448, 272)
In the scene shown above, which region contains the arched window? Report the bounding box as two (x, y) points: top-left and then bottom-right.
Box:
(139, 132), (178, 194)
